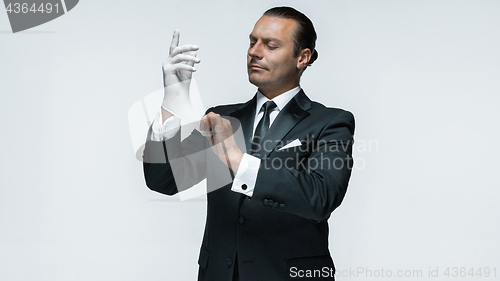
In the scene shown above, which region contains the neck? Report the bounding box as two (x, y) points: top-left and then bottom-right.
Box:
(259, 83), (299, 100)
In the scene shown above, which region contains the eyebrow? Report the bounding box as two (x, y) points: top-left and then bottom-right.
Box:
(249, 34), (283, 44)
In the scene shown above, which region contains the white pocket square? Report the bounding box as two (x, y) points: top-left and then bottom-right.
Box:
(278, 139), (302, 150)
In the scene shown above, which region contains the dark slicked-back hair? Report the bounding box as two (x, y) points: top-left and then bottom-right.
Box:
(264, 6), (318, 66)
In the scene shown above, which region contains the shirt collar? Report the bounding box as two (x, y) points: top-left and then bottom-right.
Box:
(255, 86), (301, 114)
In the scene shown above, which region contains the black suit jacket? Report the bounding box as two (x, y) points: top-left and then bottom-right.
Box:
(143, 90), (355, 281)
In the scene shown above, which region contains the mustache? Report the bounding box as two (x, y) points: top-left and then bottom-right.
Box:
(248, 60), (268, 70)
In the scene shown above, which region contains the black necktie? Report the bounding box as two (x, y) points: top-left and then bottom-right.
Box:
(251, 101), (277, 157)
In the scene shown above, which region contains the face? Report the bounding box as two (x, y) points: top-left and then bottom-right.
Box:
(247, 16), (302, 96)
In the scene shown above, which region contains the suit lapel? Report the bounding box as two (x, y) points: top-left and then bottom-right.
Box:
(260, 90), (312, 159)
(230, 96), (257, 154)
(230, 90), (312, 158)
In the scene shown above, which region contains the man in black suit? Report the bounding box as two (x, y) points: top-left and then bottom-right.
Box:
(143, 7), (354, 281)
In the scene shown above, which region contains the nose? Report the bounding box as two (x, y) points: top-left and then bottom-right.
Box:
(248, 41), (263, 60)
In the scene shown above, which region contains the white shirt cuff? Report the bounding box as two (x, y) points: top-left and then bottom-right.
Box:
(231, 153), (261, 197)
(151, 107), (181, 141)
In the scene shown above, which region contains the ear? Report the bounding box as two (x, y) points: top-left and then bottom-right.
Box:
(296, 48), (312, 70)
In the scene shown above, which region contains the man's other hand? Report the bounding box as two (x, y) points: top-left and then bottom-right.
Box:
(200, 112), (244, 173)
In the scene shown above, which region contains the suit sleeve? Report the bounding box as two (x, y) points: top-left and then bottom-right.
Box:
(251, 110), (355, 222)
(142, 114), (211, 196)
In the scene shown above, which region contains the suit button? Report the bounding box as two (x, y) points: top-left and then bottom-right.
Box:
(227, 258), (233, 266)
(239, 216), (246, 224)
(273, 202), (279, 208)
(241, 184), (247, 190)
(279, 203), (286, 209)
(267, 199), (274, 206)
(263, 199), (268, 206)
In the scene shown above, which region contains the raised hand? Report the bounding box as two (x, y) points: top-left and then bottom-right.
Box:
(161, 30), (201, 121)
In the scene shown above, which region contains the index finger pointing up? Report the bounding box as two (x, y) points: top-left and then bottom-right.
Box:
(169, 29), (180, 54)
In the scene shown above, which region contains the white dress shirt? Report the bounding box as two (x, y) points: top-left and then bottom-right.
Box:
(151, 86), (302, 197)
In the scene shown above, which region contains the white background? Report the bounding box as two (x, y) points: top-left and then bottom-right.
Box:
(1, 0), (499, 280)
